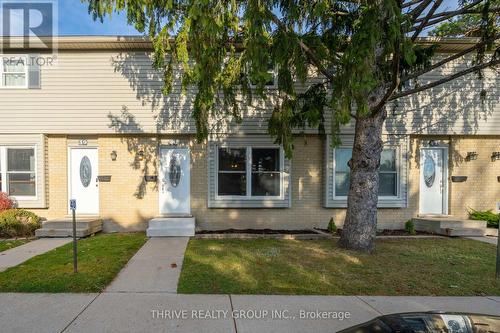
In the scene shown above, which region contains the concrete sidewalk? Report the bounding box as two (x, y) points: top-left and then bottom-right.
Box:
(106, 237), (189, 293)
(0, 238), (71, 272)
(1, 293), (499, 333)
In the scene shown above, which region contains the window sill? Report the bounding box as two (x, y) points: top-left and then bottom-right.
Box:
(208, 197), (290, 208)
(325, 197), (407, 208)
(11, 196), (38, 201)
(0, 86), (28, 89)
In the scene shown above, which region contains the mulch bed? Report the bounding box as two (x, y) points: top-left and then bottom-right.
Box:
(196, 228), (436, 237)
(315, 228), (436, 236)
(197, 228), (317, 235)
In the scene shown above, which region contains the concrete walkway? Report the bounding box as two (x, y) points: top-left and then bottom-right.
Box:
(0, 238), (72, 272)
(106, 237), (189, 293)
(0, 293), (499, 333)
(465, 236), (498, 245)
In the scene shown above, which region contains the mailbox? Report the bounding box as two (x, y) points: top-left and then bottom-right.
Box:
(451, 176), (467, 183)
(97, 175), (112, 182)
(144, 175), (158, 182)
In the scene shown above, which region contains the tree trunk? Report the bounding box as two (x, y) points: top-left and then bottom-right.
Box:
(340, 110), (386, 252)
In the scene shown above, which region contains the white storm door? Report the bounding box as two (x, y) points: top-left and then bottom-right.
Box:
(69, 148), (99, 215)
(159, 148), (190, 215)
(419, 148), (446, 215)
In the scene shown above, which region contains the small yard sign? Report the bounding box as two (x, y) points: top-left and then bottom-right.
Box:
(70, 199), (78, 273)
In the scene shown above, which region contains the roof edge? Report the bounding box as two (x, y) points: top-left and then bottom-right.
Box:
(0, 35), (485, 52)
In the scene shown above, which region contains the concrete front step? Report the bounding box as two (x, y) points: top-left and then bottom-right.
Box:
(148, 217), (195, 229)
(413, 216), (487, 237)
(36, 218), (102, 238)
(146, 217), (195, 237)
(486, 228), (498, 237)
(41, 218), (102, 230)
(441, 228), (487, 237)
(413, 217), (487, 229)
(146, 227), (194, 237)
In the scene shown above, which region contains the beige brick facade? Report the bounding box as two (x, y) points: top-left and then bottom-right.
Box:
(28, 134), (500, 232)
(448, 136), (500, 218)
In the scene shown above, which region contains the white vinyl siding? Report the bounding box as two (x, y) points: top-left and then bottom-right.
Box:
(208, 136), (291, 208)
(325, 135), (408, 208)
(1, 55), (28, 88)
(0, 52), (497, 136)
(0, 135), (46, 208)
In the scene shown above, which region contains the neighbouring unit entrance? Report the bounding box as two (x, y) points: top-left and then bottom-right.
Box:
(68, 147), (99, 215)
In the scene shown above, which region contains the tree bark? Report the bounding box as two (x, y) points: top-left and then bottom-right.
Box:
(340, 109), (386, 252)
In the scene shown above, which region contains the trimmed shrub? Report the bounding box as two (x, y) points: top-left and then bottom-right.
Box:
(0, 192), (14, 212)
(468, 209), (499, 228)
(327, 218), (337, 234)
(405, 220), (416, 235)
(0, 209), (41, 237)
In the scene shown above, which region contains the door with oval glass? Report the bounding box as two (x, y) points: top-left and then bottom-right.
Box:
(69, 148), (99, 214)
(419, 147), (447, 215)
(159, 147), (190, 215)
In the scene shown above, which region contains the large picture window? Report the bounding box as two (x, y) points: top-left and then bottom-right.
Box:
(334, 147), (398, 197)
(0, 147), (36, 197)
(217, 147), (282, 198)
(0, 56), (28, 88)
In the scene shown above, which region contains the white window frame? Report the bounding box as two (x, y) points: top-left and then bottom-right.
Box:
(0, 54), (29, 89)
(332, 146), (401, 200)
(0, 146), (38, 200)
(216, 146), (285, 200)
(247, 64), (278, 89)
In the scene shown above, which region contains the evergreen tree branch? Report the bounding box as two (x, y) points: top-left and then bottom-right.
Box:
(412, 0), (443, 41)
(402, 0), (426, 9)
(408, 0), (434, 21)
(412, 7), (500, 30)
(266, 10), (335, 83)
(373, 2), (404, 113)
(401, 34), (500, 82)
(390, 57), (500, 100)
(414, 0), (483, 23)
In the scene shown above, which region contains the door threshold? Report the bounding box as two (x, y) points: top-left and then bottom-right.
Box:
(155, 214), (193, 218)
(64, 214), (101, 218)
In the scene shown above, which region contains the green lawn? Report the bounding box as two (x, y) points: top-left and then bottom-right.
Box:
(0, 233), (147, 293)
(178, 238), (500, 296)
(0, 239), (31, 252)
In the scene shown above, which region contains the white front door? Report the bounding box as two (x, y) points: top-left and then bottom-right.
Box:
(69, 148), (99, 215)
(419, 148), (447, 215)
(159, 148), (190, 215)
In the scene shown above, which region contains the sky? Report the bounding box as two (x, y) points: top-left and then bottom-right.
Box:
(56, 1), (141, 36)
(2, 0), (460, 37)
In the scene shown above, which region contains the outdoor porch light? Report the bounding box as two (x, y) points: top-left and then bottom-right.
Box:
(465, 151), (478, 161)
(491, 152), (500, 161)
(110, 150), (117, 161)
(137, 150), (145, 161)
(428, 140), (439, 147)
